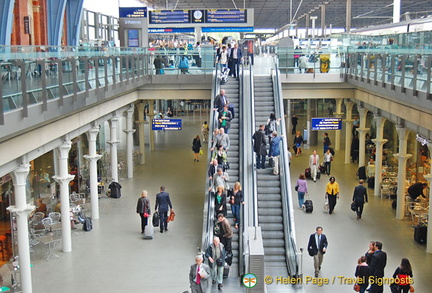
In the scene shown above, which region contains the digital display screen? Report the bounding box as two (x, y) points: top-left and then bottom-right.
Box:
(205, 9), (247, 23)
(128, 29), (139, 47)
(119, 7), (147, 18)
(149, 10), (190, 24)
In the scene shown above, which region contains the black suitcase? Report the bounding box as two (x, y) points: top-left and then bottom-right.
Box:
(316, 171), (321, 179)
(414, 225), (427, 244)
(357, 166), (367, 180)
(83, 217), (93, 232)
(305, 167), (311, 179)
(223, 265), (230, 278)
(368, 177), (375, 188)
(304, 200), (313, 213)
(318, 165), (326, 173)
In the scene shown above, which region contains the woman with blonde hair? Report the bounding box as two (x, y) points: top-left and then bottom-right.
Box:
(136, 190), (151, 234)
(214, 185), (227, 217)
(230, 182), (244, 229)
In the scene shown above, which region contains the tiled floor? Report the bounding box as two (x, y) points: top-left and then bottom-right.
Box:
(23, 113), (432, 293)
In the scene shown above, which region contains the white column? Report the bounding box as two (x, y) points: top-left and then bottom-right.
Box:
(372, 115), (388, 197)
(52, 141), (74, 253)
(123, 104), (136, 179)
(149, 102), (155, 151)
(344, 100), (354, 164)
(393, 0), (401, 23)
(393, 126), (411, 220)
(9, 163), (34, 293)
(107, 116), (120, 182)
(357, 107), (370, 168)
(136, 102), (146, 164)
(84, 127), (102, 220)
(334, 99), (343, 151)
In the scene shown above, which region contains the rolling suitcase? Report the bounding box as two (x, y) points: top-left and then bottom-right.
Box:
(367, 177), (375, 188)
(305, 167), (311, 179)
(223, 265), (230, 278)
(414, 225), (427, 244)
(316, 171), (321, 180)
(144, 224), (154, 240)
(304, 193), (313, 213)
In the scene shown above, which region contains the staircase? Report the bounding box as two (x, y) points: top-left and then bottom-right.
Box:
(253, 75), (288, 277)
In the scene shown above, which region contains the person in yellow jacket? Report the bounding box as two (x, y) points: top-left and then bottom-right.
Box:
(325, 176), (340, 214)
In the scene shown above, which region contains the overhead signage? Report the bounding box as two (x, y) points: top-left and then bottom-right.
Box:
(152, 119), (182, 131)
(311, 118), (342, 130)
(148, 9), (248, 24)
(149, 10), (190, 24)
(148, 27), (195, 33)
(202, 27), (253, 32)
(205, 9), (247, 23)
(416, 134), (431, 146)
(119, 7), (147, 18)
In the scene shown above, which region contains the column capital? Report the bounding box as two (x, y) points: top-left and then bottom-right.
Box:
(357, 128), (370, 132)
(372, 138), (388, 144)
(87, 127), (100, 141)
(393, 153), (412, 160)
(126, 106), (135, 115)
(7, 205), (35, 214)
(11, 163), (30, 186)
(52, 174), (75, 184)
(344, 100), (354, 107)
(58, 141), (72, 158)
(83, 154), (102, 161)
(123, 129), (136, 134)
(344, 119), (354, 123)
(107, 140), (120, 145)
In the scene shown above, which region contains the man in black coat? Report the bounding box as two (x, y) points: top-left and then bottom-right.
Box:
(155, 186), (173, 233)
(214, 89), (228, 113)
(252, 125), (267, 169)
(370, 241), (387, 293)
(352, 179), (368, 219)
(307, 226), (328, 277)
(407, 182), (428, 200)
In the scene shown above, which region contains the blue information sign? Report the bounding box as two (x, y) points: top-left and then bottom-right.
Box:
(311, 118), (342, 130)
(202, 27), (253, 32)
(148, 28), (195, 33)
(152, 119), (182, 131)
(119, 7), (147, 18)
(149, 10), (190, 24)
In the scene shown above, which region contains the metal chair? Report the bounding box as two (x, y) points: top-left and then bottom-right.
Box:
(48, 212), (61, 223)
(41, 217), (53, 231)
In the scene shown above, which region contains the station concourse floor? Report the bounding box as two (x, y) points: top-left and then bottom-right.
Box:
(28, 113), (432, 293)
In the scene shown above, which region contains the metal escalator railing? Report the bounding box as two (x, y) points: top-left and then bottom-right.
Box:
(201, 66), (220, 254)
(249, 58), (259, 228)
(272, 58), (301, 278)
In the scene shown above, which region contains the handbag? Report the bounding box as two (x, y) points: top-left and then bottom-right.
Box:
(295, 185), (299, 191)
(351, 202), (357, 212)
(166, 210), (175, 223)
(229, 196), (235, 205)
(152, 211), (160, 227)
(223, 162), (230, 170)
(353, 284), (360, 292)
(216, 258), (223, 267)
(143, 212), (150, 218)
(323, 200), (329, 212)
(199, 149), (203, 155)
(389, 283), (399, 293)
(410, 285), (414, 292)
(269, 157), (275, 167)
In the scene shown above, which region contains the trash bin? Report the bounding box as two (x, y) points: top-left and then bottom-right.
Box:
(320, 54), (330, 73)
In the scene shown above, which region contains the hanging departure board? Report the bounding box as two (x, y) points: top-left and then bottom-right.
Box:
(149, 10), (190, 24)
(205, 9), (247, 23)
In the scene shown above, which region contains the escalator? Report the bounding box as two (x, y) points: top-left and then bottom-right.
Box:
(253, 75), (289, 277)
(220, 79), (240, 278)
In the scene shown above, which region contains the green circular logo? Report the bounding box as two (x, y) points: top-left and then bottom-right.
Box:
(242, 273), (258, 288)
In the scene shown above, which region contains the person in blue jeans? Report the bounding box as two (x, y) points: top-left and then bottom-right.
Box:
(296, 173), (308, 209)
(230, 182), (244, 229)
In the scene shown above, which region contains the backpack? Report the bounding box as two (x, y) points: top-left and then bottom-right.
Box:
(178, 57), (189, 69)
(83, 217), (93, 231)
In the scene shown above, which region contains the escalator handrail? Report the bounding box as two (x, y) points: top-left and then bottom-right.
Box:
(272, 57), (299, 277)
(248, 57), (259, 228)
(201, 66), (220, 253)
